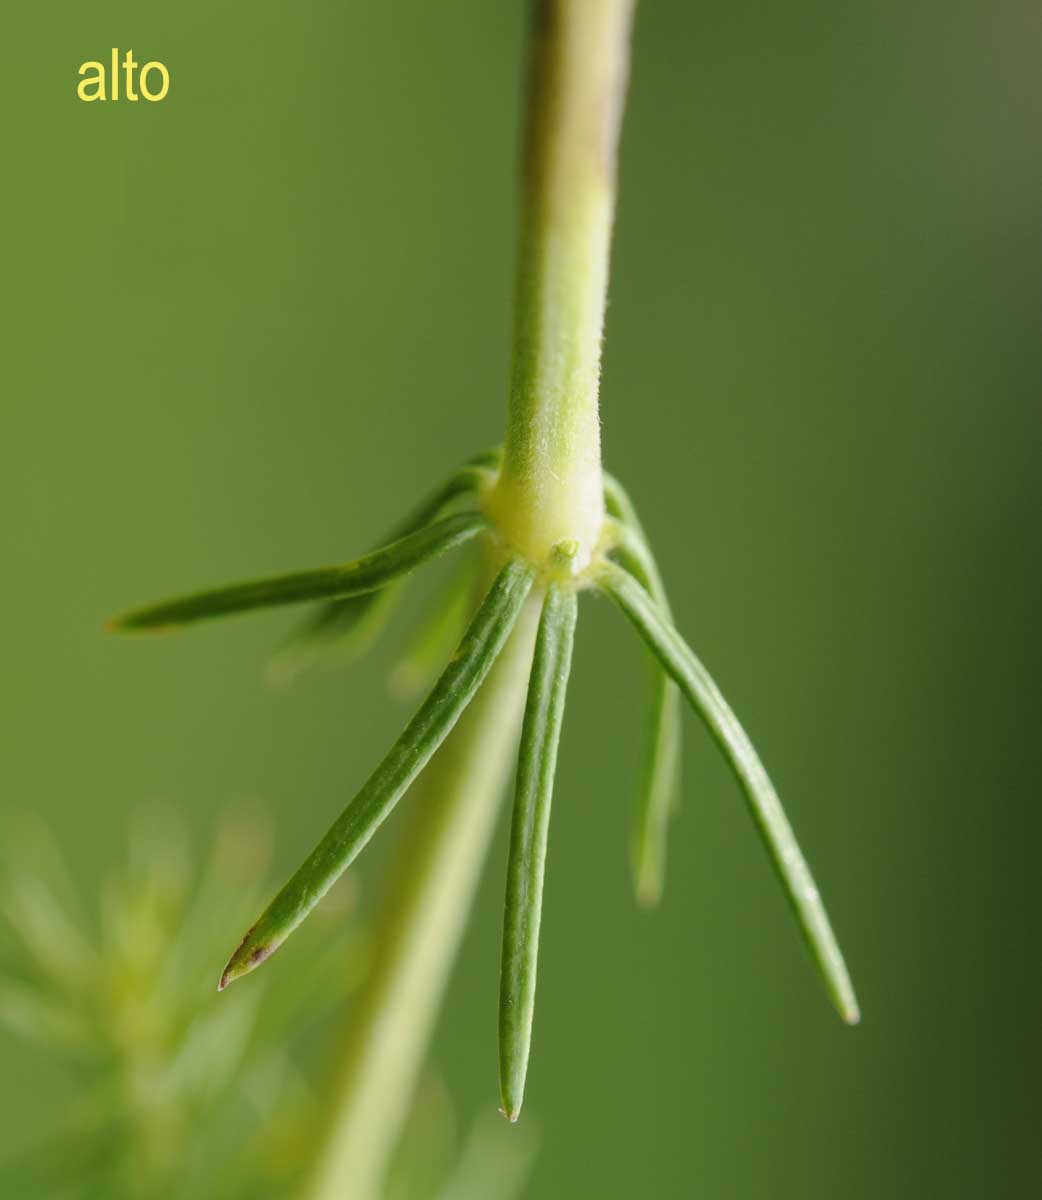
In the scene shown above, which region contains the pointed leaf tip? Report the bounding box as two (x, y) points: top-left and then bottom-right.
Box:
(603, 480), (683, 909)
(597, 561), (860, 1027)
(108, 511), (487, 632)
(218, 931), (280, 992)
(498, 586), (577, 1132)
(220, 559), (536, 982)
(106, 616), (172, 635)
(635, 874), (663, 910)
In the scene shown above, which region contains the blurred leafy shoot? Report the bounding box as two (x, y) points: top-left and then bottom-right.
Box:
(0, 810), (532, 1200)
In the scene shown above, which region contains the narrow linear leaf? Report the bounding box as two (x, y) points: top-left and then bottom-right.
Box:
(465, 446), (503, 470)
(607, 519), (664, 604)
(602, 471), (638, 522)
(219, 558), (536, 989)
(499, 584), (577, 1121)
(108, 512), (487, 632)
(596, 561), (860, 1024)
(268, 459), (496, 680)
(390, 550), (480, 698)
(333, 462), (493, 568)
(631, 673), (681, 907)
(604, 476), (683, 906)
(603, 473), (666, 599)
(610, 523), (682, 906)
(265, 587), (399, 686)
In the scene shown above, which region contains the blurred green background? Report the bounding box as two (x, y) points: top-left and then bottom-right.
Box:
(3, 0), (1040, 1195)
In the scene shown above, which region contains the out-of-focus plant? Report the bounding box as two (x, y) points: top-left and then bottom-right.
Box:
(0, 813), (533, 1200)
(0, 807), (359, 1197)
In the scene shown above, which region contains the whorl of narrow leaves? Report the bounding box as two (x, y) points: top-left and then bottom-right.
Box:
(108, 446), (859, 1123)
(108, 512), (488, 632)
(595, 560), (860, 1025)
(218, 557), (535, 990)
(498, 584), (577, 1122)
(604, 474), (682, 907)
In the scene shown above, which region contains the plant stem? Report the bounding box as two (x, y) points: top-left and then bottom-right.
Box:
(490, 0), (636, 572)
(305, 7), (639, 1192)
(303, 585), (542, 1200)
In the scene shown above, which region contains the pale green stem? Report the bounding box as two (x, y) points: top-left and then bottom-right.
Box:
(302, 586), (542, 1200)
(304, 5), (639, 1192)
(489, 0), (636, 572)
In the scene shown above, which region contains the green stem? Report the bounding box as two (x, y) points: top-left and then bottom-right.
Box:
(302, 584), (542, 1200)
(489, 0), (636, 572)
(304, 6), (639, 1191)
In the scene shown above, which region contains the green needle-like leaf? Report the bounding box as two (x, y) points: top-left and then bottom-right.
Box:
(603, 473), (666, 598)
(596, 561), (860, 1024)
(604, 473), (683, 907)
(219, 557), (536, 990)
(266, 588), (400, 686)
(499, 583), (577, 1122)
(631, 670), (681, 907)
(109, 512), (488, 633)
(268, 459), (495, 680)
(390, 550), (480, 697)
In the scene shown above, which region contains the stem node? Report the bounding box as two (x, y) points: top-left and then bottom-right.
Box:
(491, 0), (635, 571)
